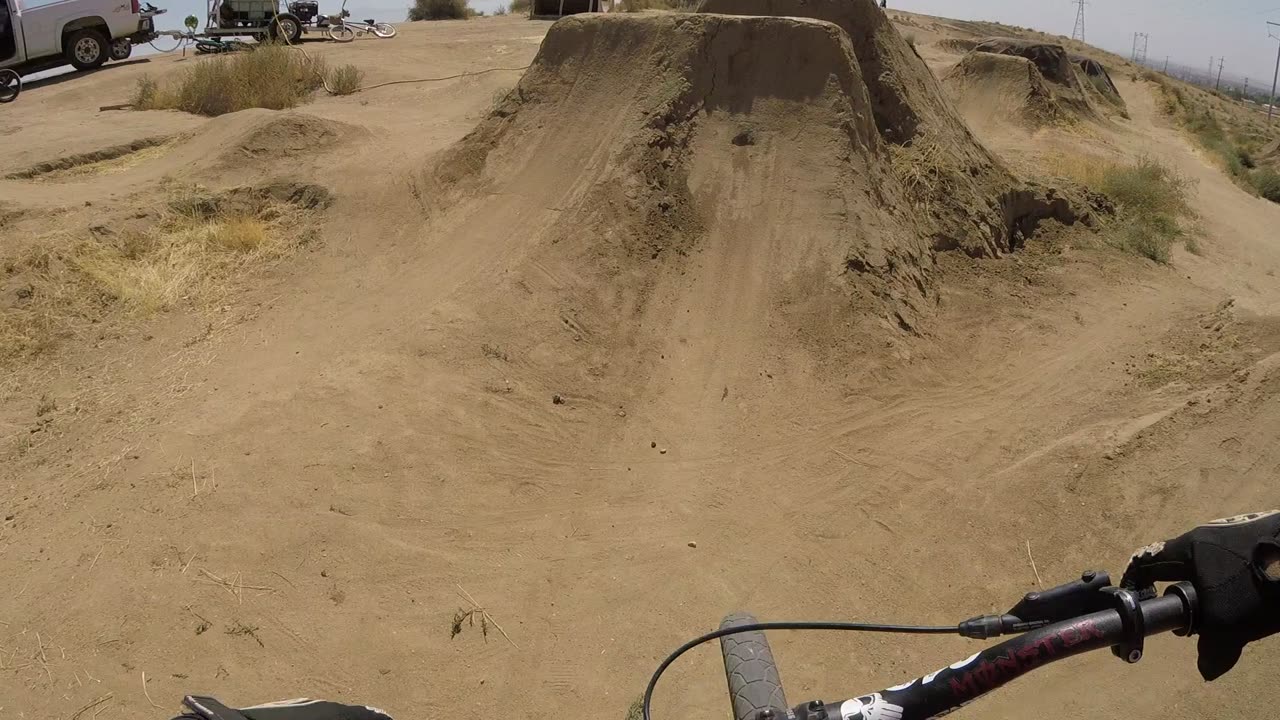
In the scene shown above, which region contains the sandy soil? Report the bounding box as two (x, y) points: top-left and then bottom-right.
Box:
(2, 9), (1280, 720)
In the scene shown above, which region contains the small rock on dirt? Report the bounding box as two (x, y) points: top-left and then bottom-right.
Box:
(687, 541), (697, 548)
(552, 394), (565, 405)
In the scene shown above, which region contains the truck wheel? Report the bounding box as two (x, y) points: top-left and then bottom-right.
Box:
(0, 69), (20, 104)
(66, 29), (109, 70)
(110, 38), (133, 61)
(268, 13), (303, 44)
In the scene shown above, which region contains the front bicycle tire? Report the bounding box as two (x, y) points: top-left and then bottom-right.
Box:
(326, 25), (355, 42)
(720, 613), (788, 720)
(372, 23), (396, 38)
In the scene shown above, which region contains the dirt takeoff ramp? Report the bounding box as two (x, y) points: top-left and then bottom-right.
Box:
(425, 13), (938, 335)
(692, 0), (1069, 258)
(424, 13), (1080, 355)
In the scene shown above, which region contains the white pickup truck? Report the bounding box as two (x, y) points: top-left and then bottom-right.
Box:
(0, 0), (152, 76)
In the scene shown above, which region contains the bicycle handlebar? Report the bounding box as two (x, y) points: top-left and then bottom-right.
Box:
(784, 584), (1197, 720)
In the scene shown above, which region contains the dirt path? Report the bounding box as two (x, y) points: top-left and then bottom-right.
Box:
(3, 15), (1280, 720)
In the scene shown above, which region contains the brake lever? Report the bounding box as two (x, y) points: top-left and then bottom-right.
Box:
(959, 570), (1118, 639)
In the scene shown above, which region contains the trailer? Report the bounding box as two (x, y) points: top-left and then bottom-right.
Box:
(201, 0), (305, 43)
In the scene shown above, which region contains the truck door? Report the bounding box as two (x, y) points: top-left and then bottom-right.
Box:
(15, 0), (58, 59)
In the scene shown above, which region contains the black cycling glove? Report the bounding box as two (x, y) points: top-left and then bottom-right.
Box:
(174, 696), (393, 720)
(1121, 510), (1280, 681)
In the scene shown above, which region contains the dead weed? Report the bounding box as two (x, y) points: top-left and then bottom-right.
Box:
(0, 187), (309, 366)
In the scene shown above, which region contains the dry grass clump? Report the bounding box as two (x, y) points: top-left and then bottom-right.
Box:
(890, 130), (949, 210)
(1050, 153), (1195, 263)
(133, 44), (326, 116)
(0, 188), (309, 365)
(408, 0), (469, 20)
(328, 64), (364, 96)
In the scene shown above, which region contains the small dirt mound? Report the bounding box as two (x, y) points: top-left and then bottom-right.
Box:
(178, 109), (363, 173)
(944, 52), (1069, 127)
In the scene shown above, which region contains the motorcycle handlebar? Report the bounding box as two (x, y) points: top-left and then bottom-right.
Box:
(789, 584), (1197, 720)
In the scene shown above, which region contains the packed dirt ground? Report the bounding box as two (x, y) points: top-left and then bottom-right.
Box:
(3, 6), (1280, 720)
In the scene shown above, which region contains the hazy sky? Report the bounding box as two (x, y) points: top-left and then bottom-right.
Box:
(27, 0), (1280, 89)
(893, 0), (1280, 84)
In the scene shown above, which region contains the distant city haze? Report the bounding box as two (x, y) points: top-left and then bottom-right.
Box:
(19, 0), (1280, 93)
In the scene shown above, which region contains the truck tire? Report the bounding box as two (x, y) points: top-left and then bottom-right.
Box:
(268, 13), (304, 44)
(720, 613), (789, 720)
(0, 69), (20, 104)
(110, 38), (133, 61)
(66, 29), (109, 71)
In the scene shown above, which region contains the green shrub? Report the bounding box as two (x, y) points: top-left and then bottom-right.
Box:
(408, 0), (469, 20)
(492, 3), (508, 12)
(1253, 168), (1280, 203)
(132, 44), (324, 116)
(1095, 158), (1194, 264)
(1111, 221), (1175, 264)
(510, 0), (529, 11)
(1098, 156), (1191, 217)
(328, 64), (363, 96)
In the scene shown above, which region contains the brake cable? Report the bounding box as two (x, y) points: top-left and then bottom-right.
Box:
(641, 620), (958, 720)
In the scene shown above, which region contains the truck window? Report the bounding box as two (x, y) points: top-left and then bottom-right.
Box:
(0, 0), (13, 63)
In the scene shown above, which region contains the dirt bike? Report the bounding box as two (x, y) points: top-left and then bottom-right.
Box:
(643, 570), (1199, 720)
(0, 69), (20, 103)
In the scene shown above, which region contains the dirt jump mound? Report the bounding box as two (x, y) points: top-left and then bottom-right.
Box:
(944, 51), (1071, 128)
(425, 13), (1079, 340)
(954, 38), (1124, 123)
(1066, 50), (1128, 117)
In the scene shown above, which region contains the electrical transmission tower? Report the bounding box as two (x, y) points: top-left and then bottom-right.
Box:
(1268, 21), (1280, 125)
(1131, 33), (1149, 65)
(1071, 0), (1087, 41)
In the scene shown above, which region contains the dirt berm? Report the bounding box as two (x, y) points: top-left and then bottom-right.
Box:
(423, 14), (1080, 340)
